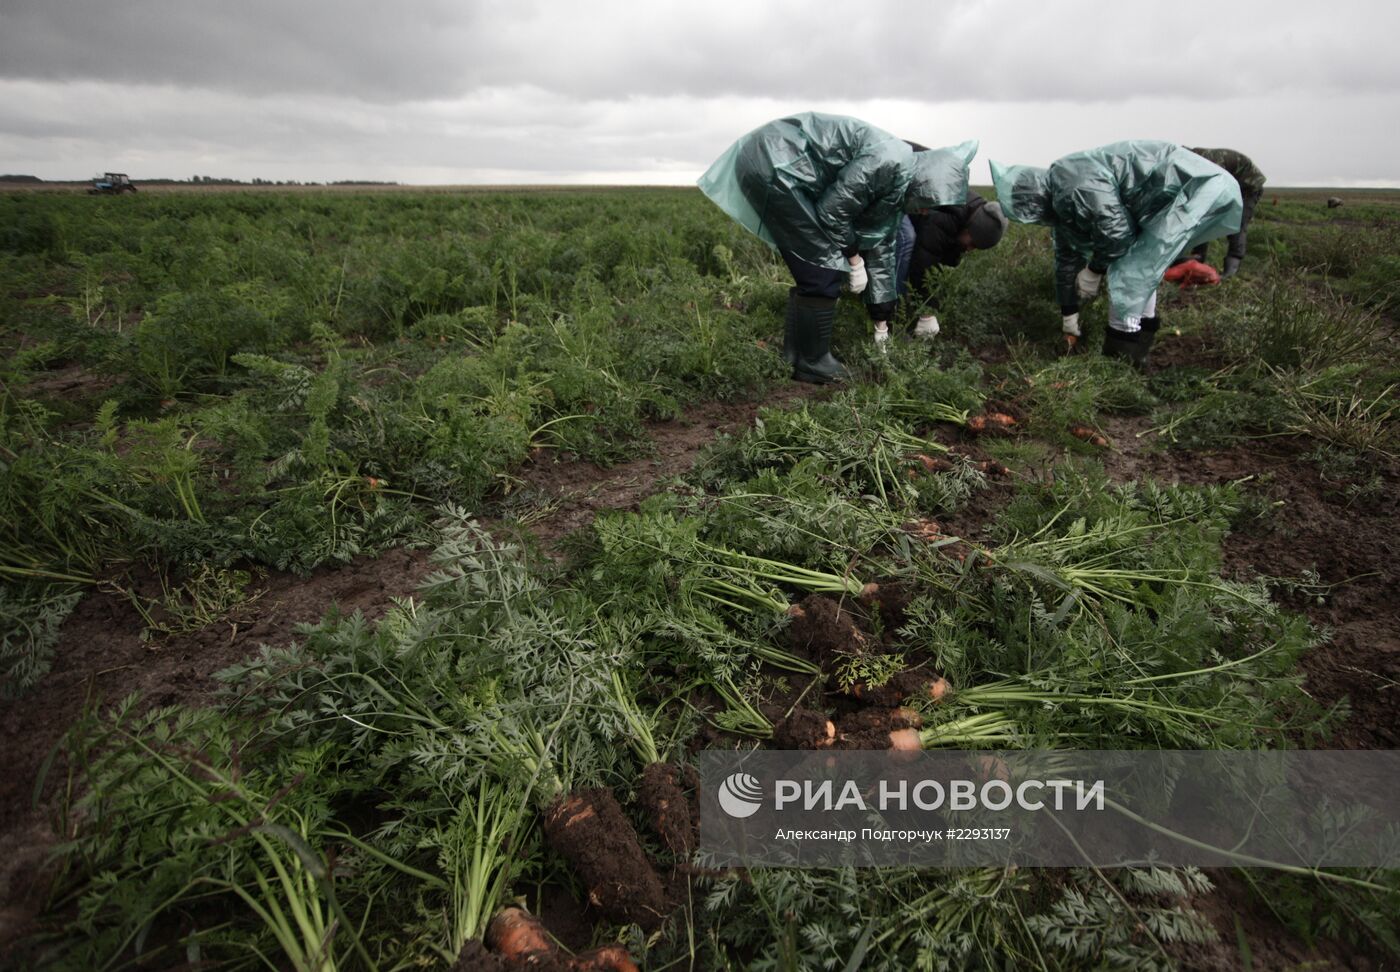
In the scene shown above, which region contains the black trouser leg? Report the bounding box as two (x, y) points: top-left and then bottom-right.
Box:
(1224, 191), (1258, 276)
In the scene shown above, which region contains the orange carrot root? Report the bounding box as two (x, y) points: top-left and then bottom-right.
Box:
(487, 907), (553, 960)
(928, 677), (951, 702)
(888, 728), (923, 751)
(1069, 425), (1109, 447)
(573, 945), (642, 972)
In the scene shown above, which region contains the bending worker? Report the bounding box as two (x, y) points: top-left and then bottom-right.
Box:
(991, 140), (1242, 368)
(1185, 147), (1266, 278)
(698, 112), (975, 383)
(900, 185), (1008, 342)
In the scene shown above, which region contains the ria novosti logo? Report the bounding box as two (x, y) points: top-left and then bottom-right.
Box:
(717, 772), (763, 818)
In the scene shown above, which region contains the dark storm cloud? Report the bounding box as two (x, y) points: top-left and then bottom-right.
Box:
(0, 0), (481, 100)
(5, 1), (1400, 104)
(2, 1), (1397, 185)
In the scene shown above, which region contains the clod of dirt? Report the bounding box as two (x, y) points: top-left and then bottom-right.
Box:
(786, 594), (870, 665)
(840, 706), (923, 734)
(859, 578), (914, 632)
(541, 789), (669, 931)
(454, 938), (508, 971)
(638, 762), (699, 858)
(835, 707), (924, 750)
(846, 670), (948, 708)
(770, 707), (837, 749)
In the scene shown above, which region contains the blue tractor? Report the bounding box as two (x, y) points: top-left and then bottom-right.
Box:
(88, 172), (137, 194)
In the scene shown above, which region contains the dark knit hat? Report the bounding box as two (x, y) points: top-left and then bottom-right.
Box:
(965, 200), (1008, 249)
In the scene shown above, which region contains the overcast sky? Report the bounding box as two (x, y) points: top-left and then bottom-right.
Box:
(1, 0), (1395, 186)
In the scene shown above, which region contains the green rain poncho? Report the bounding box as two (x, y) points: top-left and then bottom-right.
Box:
(990, 140), (1243, 320)
(698, 112), (976, 305)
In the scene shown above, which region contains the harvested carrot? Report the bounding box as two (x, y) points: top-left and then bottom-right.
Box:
(888, 728), (922, 751)
(486, 907), (553, 961)
(574, 945), (643, 972)
(966, 413), (1017, 434)
(860, 582), (881, 599)
(975, 460), (1011, 477)
(1069, 425), (1110, 447)
(542, 790), (668, 929)
(913, 452), (952, 473)
(487, 907), (641, 970)
(928, 677), (951, 702)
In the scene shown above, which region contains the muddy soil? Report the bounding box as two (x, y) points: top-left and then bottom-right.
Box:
(495, 386), (829, 553)
(0, 545), (435, 952)
(0, 378), (832, 957)
(1179, 871), (1385, 972)
(1098, 415), (1400, 750)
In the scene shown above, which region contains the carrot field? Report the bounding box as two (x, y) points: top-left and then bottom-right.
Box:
(1, 185), (1397, 971)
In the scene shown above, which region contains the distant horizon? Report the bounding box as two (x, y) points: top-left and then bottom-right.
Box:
(7, 174), (1400, 192)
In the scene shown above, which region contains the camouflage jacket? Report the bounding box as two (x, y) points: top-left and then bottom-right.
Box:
(1189, 148), (1267, 197)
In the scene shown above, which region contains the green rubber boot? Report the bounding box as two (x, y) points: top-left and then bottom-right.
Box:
(791, 294), (850, 384)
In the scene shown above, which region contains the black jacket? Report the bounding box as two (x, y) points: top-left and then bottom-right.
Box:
(908, 191), (990, 292)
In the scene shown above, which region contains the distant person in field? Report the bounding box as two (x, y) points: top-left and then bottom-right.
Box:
(898, 169), (1009, 342)
(698, 113), (975, 383)
(1183, 148), (1266, 278)
(991, 140), (1243, 368)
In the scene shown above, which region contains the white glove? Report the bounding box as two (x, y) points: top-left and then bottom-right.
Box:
(873, 321), (890, 351)
(1075, 267), (1103, 301)
(847, 254), (868, 294)
(914, 315), (940, 339)
(1061, 312), (1082, 338)
(1119, 315), (1142, 333)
